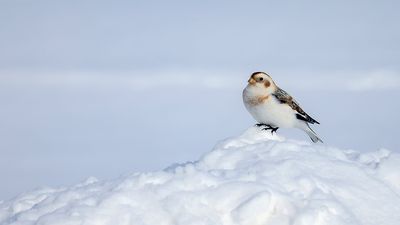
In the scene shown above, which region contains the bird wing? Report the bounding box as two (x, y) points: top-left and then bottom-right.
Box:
(272, 87), (320, 124)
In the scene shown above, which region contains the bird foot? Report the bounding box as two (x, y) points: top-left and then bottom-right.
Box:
(258, 124), (279, 134)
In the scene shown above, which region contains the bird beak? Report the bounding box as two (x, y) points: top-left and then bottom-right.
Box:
(248, 78), (256, 85)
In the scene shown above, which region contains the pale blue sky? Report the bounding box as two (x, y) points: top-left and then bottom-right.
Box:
(1, 0), (399, 70)
(0, 0), (399, 200)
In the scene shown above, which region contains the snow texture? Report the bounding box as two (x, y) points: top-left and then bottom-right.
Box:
(1, 127), (400, 225)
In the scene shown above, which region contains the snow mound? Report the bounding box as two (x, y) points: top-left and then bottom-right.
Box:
(1, 127), (400, 225)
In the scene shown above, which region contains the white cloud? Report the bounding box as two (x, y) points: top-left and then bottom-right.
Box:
(0, 69), (399, 92)
(345, 71), (400, 91)
(0, 69), (242, 91)
(276, 69), (400, 92)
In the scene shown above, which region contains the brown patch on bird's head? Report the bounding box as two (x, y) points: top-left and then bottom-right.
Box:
(264, 80), (271, 88)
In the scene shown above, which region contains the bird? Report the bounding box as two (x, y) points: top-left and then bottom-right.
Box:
(242, 71), (323, 143)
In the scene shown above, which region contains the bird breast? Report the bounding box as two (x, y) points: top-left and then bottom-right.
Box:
(244, 95), (270, 107)
(242, 86), (270, 107)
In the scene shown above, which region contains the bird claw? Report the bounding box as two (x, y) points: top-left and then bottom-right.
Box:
(260, 125), (279, 135)
(270, 127), (279, 134)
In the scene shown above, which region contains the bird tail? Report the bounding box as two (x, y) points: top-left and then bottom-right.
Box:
(305, 123), (323, 143)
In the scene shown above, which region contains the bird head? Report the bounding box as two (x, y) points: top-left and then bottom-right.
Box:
(247, 72), (276, 94)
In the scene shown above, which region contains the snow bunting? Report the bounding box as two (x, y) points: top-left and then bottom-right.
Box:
(243, 72), (323, 143)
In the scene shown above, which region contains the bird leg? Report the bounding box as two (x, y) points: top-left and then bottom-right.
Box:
(261, 125), (279, 134)
(255, 123), (268, 127)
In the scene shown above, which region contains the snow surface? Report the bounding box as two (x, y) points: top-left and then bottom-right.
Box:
(1, 127), (400, 225)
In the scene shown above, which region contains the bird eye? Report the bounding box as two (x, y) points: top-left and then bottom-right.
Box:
(259, 77), (264, 82)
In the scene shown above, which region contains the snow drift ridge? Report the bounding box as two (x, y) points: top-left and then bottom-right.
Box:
(1, 127), (400, 225)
